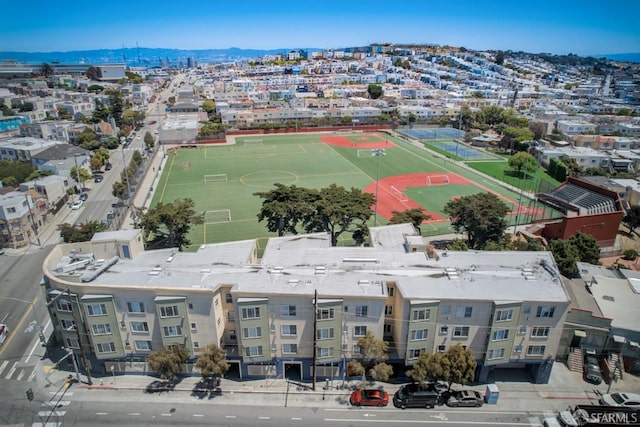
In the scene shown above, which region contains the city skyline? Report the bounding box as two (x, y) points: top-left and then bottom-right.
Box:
(2, 0), (639, 56)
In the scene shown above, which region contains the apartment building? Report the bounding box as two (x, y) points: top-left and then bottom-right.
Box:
(0, 190), (42, 249)
(42, 224), (570, 383)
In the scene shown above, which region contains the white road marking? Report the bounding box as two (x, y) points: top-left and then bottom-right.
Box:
(324, 419), (531, 425)
(259, 417), (271, 420)
(292, 417), (303, 420)
(161, 413), (172, 417)
(225, 415), (237, 419)
(193, 414), (204, 417)
(16, 369), (25, 381)
(39, 411), (66, 417)
(50, 391), (73, 396)
(42, 401), (70, 407)
(0, 360), (8, 375)
(28, 368), (37, 382)
(128, 413), (140, 416)
(96, 412), (108, 415)
(5, 361), (18, 379)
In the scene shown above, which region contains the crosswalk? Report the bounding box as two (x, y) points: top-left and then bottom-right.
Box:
(0, 359), (39, 382)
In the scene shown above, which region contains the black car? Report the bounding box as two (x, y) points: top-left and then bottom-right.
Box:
(583, 356), (603, 384)
(105, 162), (112, 171)
(94, 174), (103, 183)
(79, 193), (88, 201)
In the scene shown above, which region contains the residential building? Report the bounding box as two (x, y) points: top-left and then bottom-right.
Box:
(0, 190), (43, 249)
(42, 225), (570, 384)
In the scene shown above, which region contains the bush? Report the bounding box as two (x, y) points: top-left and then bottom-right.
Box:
(623, 249), (638, 261)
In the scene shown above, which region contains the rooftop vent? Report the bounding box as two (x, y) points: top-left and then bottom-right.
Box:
(288, 279), (300, 286)
(315, 266), (326, 274)
(358, 279), (370, 285)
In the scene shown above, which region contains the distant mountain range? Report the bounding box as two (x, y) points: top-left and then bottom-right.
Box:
(1, 47), (638, 65)
(0, 47), (318, 66)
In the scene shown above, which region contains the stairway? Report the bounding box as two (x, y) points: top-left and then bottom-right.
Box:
(606, 353), (624, 381)
(567, 347), (583, 373)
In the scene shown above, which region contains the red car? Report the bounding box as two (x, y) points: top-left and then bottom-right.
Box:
(350, 388), (389, 407)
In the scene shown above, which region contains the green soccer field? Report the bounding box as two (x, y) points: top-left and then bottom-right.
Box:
(150, 133), (561, 251)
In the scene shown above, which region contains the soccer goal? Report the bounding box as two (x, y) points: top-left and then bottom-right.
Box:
(203, 209), (231, 224)
(389, 185), (408, 202)
(203, 174), (228, 183)
(357, 149), (374, 158)
(243, 139), (263, 148)
(426, 175), (450, 185)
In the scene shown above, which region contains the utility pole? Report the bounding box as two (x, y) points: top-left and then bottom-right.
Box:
(312, 289), (318, 391)
(23, 192), (41, 246)
(68, 288), (92, 385)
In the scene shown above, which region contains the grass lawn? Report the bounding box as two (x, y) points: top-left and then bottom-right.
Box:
(467, 159), (561, 194)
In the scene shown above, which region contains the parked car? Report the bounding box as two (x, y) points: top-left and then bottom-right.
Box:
(79, 193), (88, 201)
(446, 390), (484, 408)
(105, 162), (112, 171)
(583, 356), (603, 385)
(71, 200), (83, 210)
(599, 392), (640, 408)
(393, 383), (440, 409)
(94, 174), (103, 183)
(0, 324), (9, 347)
(349, 388), (389, 407)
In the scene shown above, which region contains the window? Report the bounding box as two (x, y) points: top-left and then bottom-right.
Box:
(96, 342), (116, 353)
(456, 306), (473, 318)
(316, 308), (335, 320)
(225, 293), (233, 303)
(527, 345), (546, 356)
(440, 325), (449, 335)
(241, 307), (261, 319)
(86, 303), (107, 316)
(412, 309), (430, 321)
(280, 305), (296, 317)
(531, 326), (550, 337)
(316, 347), (334, 358)
(438, 345), (446, 352)
(227, 311), (235, 321)
(453, 326), (470, 338)
(282, 344), (297, 354)
(536, 306), (555, 318)
(385, 305), (393, 315)
(162, 325), (182, 337)
(189, 303), (194, 309)
(127, 302), (145, 313)
(387, 287), (394, 297)
(191, 322), (197, 332)
(355, 306), (368, 317)
(513, 345), (522, 353)
(317, 328), (334, 340)
(518, 325), (527, 335)
(384, 324), (392, 334)
(495, 309), (513, 322)
(523, 306), (531, 314)
(60, 319), (76, 330)
(135, 340), (152, 351)
(492, 329), (509, 341)
(66, 337), (79, 348)
(410, 329), (428, 341)
(57, 300), (73, 312)
(408, 348), (424, 359)
(243, 326), (262, 339)
(354, 326), (367, 337)
(160, 305), (179, 318)
(441, 305), (451, 315)
(245, 346), (263, 357)
(281, 325), (297, 336)
(130, 321), (149, 333)
(229, 330), (237, 340)
(193, 342), (200, 349)
(488, 348), (505, 360)
(91, 324), (112, 335)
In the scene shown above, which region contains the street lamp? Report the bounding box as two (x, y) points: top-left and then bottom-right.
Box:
(372, 148), (386, 226)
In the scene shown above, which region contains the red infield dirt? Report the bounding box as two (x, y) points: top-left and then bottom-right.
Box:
(320, 133), (397, 149)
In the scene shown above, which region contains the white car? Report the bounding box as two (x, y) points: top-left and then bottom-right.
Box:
(71, 200), (84, 210)
(599, 392), (640, 408)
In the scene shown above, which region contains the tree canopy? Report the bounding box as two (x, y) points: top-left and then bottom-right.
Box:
(146, 345), (189, 381)
(0, 159), (38, 184)
(508, 152), (537, 178)
(623, 205), (640, 235)
(194, 344), (229, 380)
(406, 351), (444, 385)
(136, 198), (200, 250)
(388, 208), (432, 234)
(443, 193), (510, 249)
(255, 184), (373, 246)
(347, 330), (392, 385)
(367, 84), (383, 99)
(440, 344), (477, 390)
(58, 221), (106, 243)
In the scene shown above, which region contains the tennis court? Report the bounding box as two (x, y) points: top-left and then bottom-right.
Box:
(428, 140), (499, 160)
(400, 127), (466, 140)
(151, 131), (560, 250)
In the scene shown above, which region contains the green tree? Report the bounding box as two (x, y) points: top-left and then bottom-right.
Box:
(194, 344), (229, 388)
(94, 147), (111, 163)
(303, 184), (374, 247)
(569, 231), (600, 265)
(254, 184), (317, 236)
(406, 352), (444, 385)
(87, 84), (104, 93)
(146, 345), (190, 382)
(0, 104), (16, 117)
(89, 156), (104, 172)
(124, 71), (143, 84)
(144, 131), (155, 150)
(0, 159), (37, 183)
(508, 152), (537, 178)
(347, 330), (392, 385)
(40, 62), (54, 77)
(388, 208), (432, 234)
(202, 100), (216, 114)
(70, 166), (92, 188)
(90, 100), (110, 123)
(77, 128), (99, 150)
(57, 108), (72, 120)
(86, 66), (100, 81)
(58, 221), (106, 243)
(561, 157), (583, 178)
(501, 126), (535, 152)
(112, 180), (128, 200)
(443, 193), (510, 249)
(107, 89), (126, 128)
(367, 84), (383, 99)
(495, 51), (505, 65)
(441, 344), (477, 391)
(136, 198), (199, 249)
(549, 238), (580, 277)
(446, 239), (469, 251)
(623, 205), (640, 235)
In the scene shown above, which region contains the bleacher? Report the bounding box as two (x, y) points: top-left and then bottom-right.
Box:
(544, 183), (616, 215)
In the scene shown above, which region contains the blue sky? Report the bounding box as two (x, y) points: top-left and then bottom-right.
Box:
(2, 0), (639, 55)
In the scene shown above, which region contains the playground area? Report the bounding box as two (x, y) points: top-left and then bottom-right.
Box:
(151, 131), (560, 250)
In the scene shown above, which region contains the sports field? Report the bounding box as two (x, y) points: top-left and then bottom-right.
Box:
(151, 132), (561, 251)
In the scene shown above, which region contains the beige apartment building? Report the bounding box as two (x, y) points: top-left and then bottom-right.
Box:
(42, 224), (570, 383)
